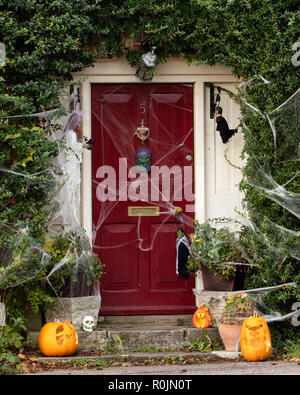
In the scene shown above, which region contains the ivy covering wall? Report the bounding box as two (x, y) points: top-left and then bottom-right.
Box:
(0, 0), (299, 342)
(1, 0), (299, 115)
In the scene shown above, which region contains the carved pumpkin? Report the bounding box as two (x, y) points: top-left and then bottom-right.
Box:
(39, 321), (78, 357)
(192, 306), (211, 328)
(240, 317), (272, 361)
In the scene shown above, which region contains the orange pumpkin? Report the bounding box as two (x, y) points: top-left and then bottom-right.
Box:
(39, 321), (78, 357)
(240, 316), (272, 361)
(192, 306), (211, 328)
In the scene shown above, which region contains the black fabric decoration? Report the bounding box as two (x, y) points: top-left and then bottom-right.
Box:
(216, 115), (237, 144)
(176, 234), (190, 280)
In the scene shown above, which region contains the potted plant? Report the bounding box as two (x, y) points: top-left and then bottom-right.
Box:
(187, 218), (247, 291)
(217, 291), (257, 352)
(43, 227), (105, 330)
(0, 225), (56, 333)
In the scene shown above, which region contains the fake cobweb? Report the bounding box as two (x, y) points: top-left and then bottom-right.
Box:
(224, 76), (300, 323)
(239, 80), (300, 220)
(0, 78), (299, 327)
(0, 108), (101, 308)
(190, 77), (299, 324)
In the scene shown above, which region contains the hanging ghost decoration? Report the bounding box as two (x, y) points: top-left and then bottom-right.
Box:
(136, 147), (151, 172)
(50, 111), (84, 228)
(176, 228), (191, 280)
(215, 106), (238, 144)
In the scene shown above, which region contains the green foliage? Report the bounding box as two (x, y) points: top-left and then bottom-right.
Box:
(268, 320), (300, 356)
(218, 291), (258, 324)
(0, 0), (124, 114)
(182, 329), (222, 352)
(240, 221), (300, 314)
(224, 291), (255, 315)
(0, 351), (23, 374)
(0, 313), (26, 373)
(0, 226), (51, 293)
(26, 285), (54, 314)
(0, 322), (26, 374)
(284, 339), (300, 359)
(1, 0), (299, 115)
(0, 119), (59, 350)
(44, 229), (104, 297)
(188, 219), (246, 279)
(105, 335), (124, 354)
(0, 121), (59, 233)
(69, 358), (115, 368)
(0, 325), (24, 352)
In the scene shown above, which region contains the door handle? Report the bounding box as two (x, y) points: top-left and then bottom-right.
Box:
(175, 207), (183, 215)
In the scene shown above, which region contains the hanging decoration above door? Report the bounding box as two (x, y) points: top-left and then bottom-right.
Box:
(215, 106), (238, 144)
(136, 146), (151, 172)
(135, 38), (158, 81)
(176, 228), (191, 280)
(208, 83), (239, 144)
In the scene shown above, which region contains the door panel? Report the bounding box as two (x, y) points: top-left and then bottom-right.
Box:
(100, 224), (138, 291)
(150, 223), (183, 290)
(92, 84), (196, 315)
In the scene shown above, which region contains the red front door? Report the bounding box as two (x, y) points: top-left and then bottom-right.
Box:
(92, 84), (196, 315)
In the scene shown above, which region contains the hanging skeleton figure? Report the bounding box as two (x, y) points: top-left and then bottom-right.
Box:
(176, 228), (191, 280)
(215, 106), (238, 144)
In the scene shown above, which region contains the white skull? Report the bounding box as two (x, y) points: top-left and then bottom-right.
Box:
(82, 315), (96, 332)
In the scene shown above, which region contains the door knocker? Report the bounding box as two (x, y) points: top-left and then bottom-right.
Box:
(136, 119), (150, 143)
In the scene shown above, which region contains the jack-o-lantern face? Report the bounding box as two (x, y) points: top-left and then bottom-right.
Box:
(39, 321), (78, 357)
(192, 306), (211, 329)
(240, 317), (272, 361)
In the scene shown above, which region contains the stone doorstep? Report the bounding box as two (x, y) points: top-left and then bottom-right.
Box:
(35, 351), (242, 364)
(100, 314), (194, 326)
(29, 351), (243, 365)
(36, 351), (212, 364)
(27, 327), (221, 354)
(25, 313), (195, 331)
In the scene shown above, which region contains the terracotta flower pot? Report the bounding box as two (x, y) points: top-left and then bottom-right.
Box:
(218, 322), (242, 352)
(201, 264), (235, 291)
